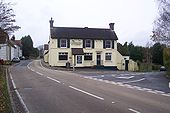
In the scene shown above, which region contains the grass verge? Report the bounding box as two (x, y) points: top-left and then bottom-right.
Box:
(0, 66), (12, 113)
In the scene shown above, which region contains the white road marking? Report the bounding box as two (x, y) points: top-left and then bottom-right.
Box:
(122, 78), (145, 83)
(69, 86), (104, 100)
(147, 90), (157, 94)
(128, 108), (140, 113)
(47, 76), (61, 83)
(30, 69), (35, 72)
(101, 75), (105, 77)
(132, 86), (141, 89)
(9, 73), (29, 113)
(111, 101), (115, 104)
(120, 74), (131, 76)
(141, 88), (152, 91)
(154, 90), (164, 94)
(161, 93), (170, 97)
(116, 76), (134, 79)
(36, 72), (43, 76)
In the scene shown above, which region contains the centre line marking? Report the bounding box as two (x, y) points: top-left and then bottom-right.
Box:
(47, 76), (61, 83)
(69, 86), (104, 100)
(36, 72), (43, 76)
(128, 108), (140, 113)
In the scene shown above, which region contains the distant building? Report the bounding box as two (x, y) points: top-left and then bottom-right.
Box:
(43, 44), (49, 63)
(0, 30), (22, 60)
(45, 18), (138, 71)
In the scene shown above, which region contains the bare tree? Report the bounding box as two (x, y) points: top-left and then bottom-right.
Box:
(152, 0), (170, 45)
(0, 0), (20, 34)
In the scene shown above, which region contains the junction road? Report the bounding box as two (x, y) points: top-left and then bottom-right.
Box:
(9, 60), (170, 113)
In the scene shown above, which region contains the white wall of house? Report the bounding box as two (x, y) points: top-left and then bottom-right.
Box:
(14, 45), (22, 58)
(48, 38), (123, 69)
(11, 47), (15, 60)
(0, 44), (17, 61)
(0, 44), (7, 60)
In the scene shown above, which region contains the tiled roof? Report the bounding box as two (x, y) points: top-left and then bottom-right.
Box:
(15, 40), (22, 47)
(44, 44), (49, 50)
(51, 27), (118, 40)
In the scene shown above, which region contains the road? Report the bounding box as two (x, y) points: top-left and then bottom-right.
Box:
(75, 70), (170, 93)
(9, 60), (170, 113)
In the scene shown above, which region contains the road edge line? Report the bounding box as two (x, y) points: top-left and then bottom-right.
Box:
(6, 68), (16, 112)
(9, 70), (29, 113)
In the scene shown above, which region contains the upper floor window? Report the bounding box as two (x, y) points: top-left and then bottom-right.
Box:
(105, 40), (111, 48)
(84, 53), (93, 60)
(85, 39), (92, 48)
(105, 53), (112, 61)
(60, 39), (67, 48)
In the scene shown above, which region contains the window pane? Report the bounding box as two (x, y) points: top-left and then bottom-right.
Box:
(105, 40), (111, 48)
(105, 53), (112, 60)
(77, 56), (82, 64)
(59, 52), (68, 60)
(84, 53), (92, 60)
(85, 39), (91, 48)
(60, 39), (67, 47)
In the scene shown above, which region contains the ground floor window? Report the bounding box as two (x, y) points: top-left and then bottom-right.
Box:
(84, 53), (92, 60)
(77, 55), (82, 64)
(59, 52), (68, 60)
(105, 53), (112, 61)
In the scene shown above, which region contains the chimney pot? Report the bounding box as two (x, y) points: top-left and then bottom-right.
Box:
(49, 17), (54, 28)
(109, 23), (115, 31)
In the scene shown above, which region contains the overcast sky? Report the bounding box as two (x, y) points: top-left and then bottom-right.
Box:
(11, 0), (158, 47)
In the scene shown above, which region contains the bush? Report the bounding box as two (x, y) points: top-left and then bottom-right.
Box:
(152, 64), (161, 71)
(0, 67), (12, 112)
(163, 48), (170, 77)
(3, 61), (12, 65)
(138, 62), (152, 72)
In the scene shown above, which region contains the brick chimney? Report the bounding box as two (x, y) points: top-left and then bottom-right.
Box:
(109, 23), (115, 31)
(49, 17), (54, 28)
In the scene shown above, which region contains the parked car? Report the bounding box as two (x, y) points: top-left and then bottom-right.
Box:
(12, 57), (20, 63)
(160, 66), (166, 71)
(19, 56), (25, 60)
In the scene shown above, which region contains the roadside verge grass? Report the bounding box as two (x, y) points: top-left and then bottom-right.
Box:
(0, 66), (12, 113)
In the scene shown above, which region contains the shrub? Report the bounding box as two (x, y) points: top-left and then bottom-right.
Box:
(163, 48), (170, 77)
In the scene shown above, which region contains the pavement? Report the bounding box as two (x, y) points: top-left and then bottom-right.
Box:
(8, 60), (170, 113)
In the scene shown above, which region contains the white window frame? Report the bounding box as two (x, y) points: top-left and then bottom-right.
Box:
(105, 53), (112, 61)
(85, 39), (92, 48)
(105, 40), (112, 48)
(60, 39), (67, 48)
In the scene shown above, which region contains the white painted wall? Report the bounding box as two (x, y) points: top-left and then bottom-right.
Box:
(48, 38), (119, 67)
(0, 44), (7, 60)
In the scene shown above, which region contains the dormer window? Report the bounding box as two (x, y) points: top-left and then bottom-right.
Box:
(60, 39), (67, 48)
(85, 39), (92, 48)
(105, 40), (111, 48)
